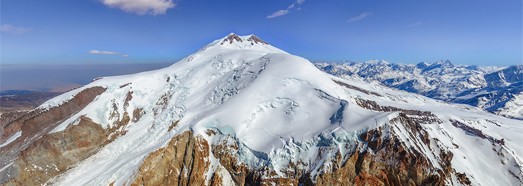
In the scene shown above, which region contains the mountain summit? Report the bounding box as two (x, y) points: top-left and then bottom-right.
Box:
(200, 33), (287, 54)
(1, 35), (522, 185)
(220, 33), (268, 45)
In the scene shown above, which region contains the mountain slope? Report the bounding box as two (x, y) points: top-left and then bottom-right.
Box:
(1, 34), (522, 185)
(316, 61), (523, 119)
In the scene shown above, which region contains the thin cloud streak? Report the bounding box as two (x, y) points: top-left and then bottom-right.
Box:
(100, 0), (176, 15)
(1, 24), (31, 35)
(347, 12), (373, 23)
(267, 0), (305, 19)
(267, 9), (289, 19)
(89, 50), (128, 57)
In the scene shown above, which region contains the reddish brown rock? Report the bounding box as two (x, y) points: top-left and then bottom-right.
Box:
(4, 117), (107, 186)
(1, 86), (106, 143)
(131, 131), (210, 186)
(130, 125), (452, 186)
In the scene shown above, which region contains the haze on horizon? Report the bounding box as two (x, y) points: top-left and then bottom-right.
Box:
(1, 0), (522, 67)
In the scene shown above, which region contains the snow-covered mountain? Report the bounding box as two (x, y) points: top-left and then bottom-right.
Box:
(316, 61), (523, 119)
(1, 34), (523, 185)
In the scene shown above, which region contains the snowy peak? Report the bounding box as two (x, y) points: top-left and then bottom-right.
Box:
(219, 33), (269, 46)
(220, 33), (244, 45)
(246, 35), (269, 45)
(201, 33), (286, 54)
(416, 62), (429, 69)
(426, 60), (454, 69)
(436, 60), (454, 67)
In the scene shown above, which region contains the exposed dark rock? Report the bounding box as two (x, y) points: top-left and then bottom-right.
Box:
(0, 87), (107, 185)
(221, 33), (243, 45)
(355, 98), (442, 124)
(3, 117), (107, 186)
(128, 124), (458, 185)
(247, 35), (268, 45)
(1, 86), (106, 142)
(332, 80), (382, 97)
(450, 119), (505, 145)
(132, 131), (210, 186)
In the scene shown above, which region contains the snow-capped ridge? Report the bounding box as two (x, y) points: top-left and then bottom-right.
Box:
(416, 62), (429, 69)
(219, 33), (268, 45)
(434, 60), (454, 67)
(200, 33), (287, 54)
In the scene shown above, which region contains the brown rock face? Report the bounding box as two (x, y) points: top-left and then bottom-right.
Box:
(315, 128), (446, 186)
(0, 87), (107, 185)
(221, 34), (243, 45)
(4, 117), (107, 186)
(1, 86), (106, 142)
(132, 131), (210, 186)
(211, 135), (254, 185)
(247, 35), (269, 45)
(1, 86), (147, 186)
(131, 122), (453, 186)
(0, 111), (28, 128)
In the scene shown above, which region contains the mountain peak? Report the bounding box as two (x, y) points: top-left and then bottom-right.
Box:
(220, 33), (243, 45)
(201, 33), (286, 54)
(219, 33), (269, 46)
(434, 60), (454, 68)
(416, 62), (429, 69)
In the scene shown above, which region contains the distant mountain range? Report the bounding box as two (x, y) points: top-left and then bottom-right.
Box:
(316, 60), (523, 119)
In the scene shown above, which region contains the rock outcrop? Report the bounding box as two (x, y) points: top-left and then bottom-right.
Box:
(132, 131), (210, 186)
(4, 117), (107, 186)
(129, 124), (455, 185)
(0, 87), (107, 185)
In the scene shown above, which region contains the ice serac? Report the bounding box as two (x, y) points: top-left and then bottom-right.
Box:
(1, 34), (523, 186)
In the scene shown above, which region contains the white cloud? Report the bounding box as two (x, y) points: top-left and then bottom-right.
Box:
(0, 24), (30, 35)
(267, 0), (306, 19)
(347, 12), (373, 23)
(89, 50), (128, 57)
(100, 0), (175, 15)
(267, 9), (289, 19)
(408, 21), (423, 27)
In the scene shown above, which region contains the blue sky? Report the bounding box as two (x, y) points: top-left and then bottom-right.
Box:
(1, 0), (522, 66)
